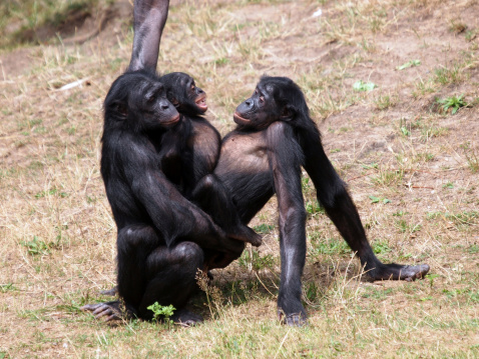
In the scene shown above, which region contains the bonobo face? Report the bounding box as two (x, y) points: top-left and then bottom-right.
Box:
(188, 77), (207, 113)
(234, 82), (281, 130)
(161, 72), (207, 115)
(137, 80), (180, 129)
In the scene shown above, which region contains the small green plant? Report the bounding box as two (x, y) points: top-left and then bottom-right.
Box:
(34, 187), (68, 199)
(442, 181), (454, 189)
(0, 283), (17, 293)
(369, 195), (391, 204)
(436, 95), (467, 114)
(400, 126), (410, 136)
(21, 236), (51, 256)
(396, 59), (421, 70)
(353, 80), (377, 92)
(147, 302), (176, 323)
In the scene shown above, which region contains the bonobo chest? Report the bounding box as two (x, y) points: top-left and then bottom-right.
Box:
(216, 130), (269, 174)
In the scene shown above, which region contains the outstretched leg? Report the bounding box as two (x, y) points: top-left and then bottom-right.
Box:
(298, 125), (430, 281)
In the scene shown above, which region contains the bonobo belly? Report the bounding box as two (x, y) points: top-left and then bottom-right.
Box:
(215, 132), (273, 222)
(190, 120), (220, 174)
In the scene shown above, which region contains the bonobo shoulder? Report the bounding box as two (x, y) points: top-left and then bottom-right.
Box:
(266, 120), (294, 137)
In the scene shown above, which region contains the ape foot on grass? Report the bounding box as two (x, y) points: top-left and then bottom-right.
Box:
(81, 301), (125, 322)
(171, 308), (203, 327)
(278, 311), (308, 327)
(366, 263), (430, 282)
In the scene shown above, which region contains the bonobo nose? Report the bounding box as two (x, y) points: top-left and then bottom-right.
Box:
(161, 101), (171, 110)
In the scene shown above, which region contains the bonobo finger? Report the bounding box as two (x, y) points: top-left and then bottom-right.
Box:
(81, 303), (101, 312)
(93, 306), (112, 317)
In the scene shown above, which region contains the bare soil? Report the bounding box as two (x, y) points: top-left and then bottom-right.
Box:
(0, 0), (478, 357)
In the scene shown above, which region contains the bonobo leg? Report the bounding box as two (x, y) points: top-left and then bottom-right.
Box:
(83, 225), (205, 326)
(128, 0), (170, 72)
(267, 122), (308, 326)
(136, 241), (204, 325)
(192, 174), (262, 247)
(299, 127), (430, 281)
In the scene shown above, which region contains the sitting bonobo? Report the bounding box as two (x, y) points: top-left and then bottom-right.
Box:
(211, 76), (430, 326)
(81, 70), (245, 325)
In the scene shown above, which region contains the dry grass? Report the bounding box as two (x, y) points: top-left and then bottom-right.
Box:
(1, 0), (479, 357)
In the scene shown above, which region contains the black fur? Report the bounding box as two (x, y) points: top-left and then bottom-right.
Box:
(215, 76), (430, 325)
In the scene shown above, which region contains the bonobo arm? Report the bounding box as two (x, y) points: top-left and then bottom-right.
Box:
(266, 122), (308, 326)
(297, 125), (376, 264)
(123, 140), (242, 253)
(128, 0), (170, 72)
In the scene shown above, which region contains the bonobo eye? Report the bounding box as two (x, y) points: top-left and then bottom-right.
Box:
(259, 96), (265, 103)
(146, 93), (156, 104)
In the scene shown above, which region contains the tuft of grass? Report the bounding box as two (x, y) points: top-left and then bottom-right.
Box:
(436, 94), (467, 114)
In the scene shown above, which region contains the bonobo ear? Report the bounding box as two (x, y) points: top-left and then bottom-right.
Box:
(112, 101), (127, 119)
(169, 96), (180, 107)
(280, 104), (295, 121)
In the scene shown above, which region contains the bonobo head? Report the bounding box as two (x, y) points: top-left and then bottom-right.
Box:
(104, 70), (180, 133)
(159, 72), (207, 117)
(234, 76), (311, 131)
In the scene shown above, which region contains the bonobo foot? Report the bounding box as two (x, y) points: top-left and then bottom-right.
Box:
(228, 224), (262, 247)
(81, 300), (126, 322)
(278, 310), (308, 327)
(366, 263), (430, 282)
(171, 308), (203, 327)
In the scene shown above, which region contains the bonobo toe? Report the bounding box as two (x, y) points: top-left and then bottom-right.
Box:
(400, 264), (430, 281)
(172, 308), (203, 327)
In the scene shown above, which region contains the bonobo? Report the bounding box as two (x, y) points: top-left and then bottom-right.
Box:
(213, 76), (430, 326)
(158, 72), (261, 250)
(81, 70), (244, 324)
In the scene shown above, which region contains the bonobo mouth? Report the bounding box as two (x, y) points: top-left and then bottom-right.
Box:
(195, 94), (208, 112)
(233, 112), (251, 125)
(163, 113), (181, 126)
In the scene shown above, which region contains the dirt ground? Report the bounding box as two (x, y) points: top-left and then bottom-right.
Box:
(0, 0), (478, 357)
